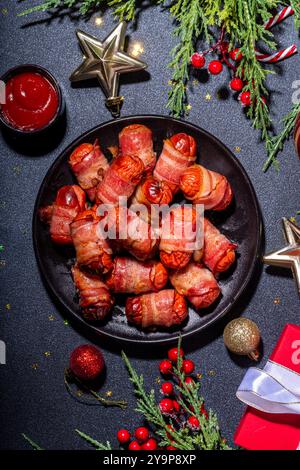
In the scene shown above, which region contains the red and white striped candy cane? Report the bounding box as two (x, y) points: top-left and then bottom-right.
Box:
(264, 6), (294, 30)
(256, 44), (297, 63)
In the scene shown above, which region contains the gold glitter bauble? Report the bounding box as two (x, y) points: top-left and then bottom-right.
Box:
(223, 318), (260, 361)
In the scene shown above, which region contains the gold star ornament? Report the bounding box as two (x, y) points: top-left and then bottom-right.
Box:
(263, 218), (300, 294)
(70, 21), (147, 117)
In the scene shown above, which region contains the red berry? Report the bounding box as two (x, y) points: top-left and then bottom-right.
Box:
(190, 52), (206, 69)
(167, 445), (177, 450)
(239, 90), (251, 107)
(182, 359), (195, 375)
(200, 403), (209, 419)
(128, 440), (141, 451)
(229, 77), (243, 92)
(161, 381), (174, 396)
(159, 398), (174, 414)
(117, 429), (131, 444)
(173, 400), (180, 413)
(229, 48), (242, 61)
(208, 60), (223, 75)
(159, 359), (173, 375)
(134, 427), (149, 443)
(142, 438), (158, 451)
(166, 424), (175, 439)
(261, 96), (267, 106)
(187, 416), (200, 431)
(167, 347), (184, 363)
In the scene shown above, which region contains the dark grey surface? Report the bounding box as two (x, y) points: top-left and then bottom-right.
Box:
(0, 4), (299, 450)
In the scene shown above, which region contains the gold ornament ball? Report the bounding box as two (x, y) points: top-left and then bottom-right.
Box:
(223, 318), (260, 361)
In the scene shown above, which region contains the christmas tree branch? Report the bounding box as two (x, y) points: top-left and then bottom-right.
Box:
(21, 434), (43, 450)
(75, 430), (112, 449)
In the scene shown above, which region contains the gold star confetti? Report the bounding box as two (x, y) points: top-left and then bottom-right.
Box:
(290, 217), (297, 224)
(48, 314), (55, 321)
(274, 296), (281, 305)
(168, 80), (174, 86)
(155, 377), (161, 385)
(234, 146), (241, 153)
(94, 15), (103, 27)
(196, 373), (203, 380)
(76, 390), (83, 397)
(208, 369), (216, 377)
(64, 319), (69, 326)
(1, 8), (8, 15)
(0, 260), (6, 267)
(192, 79), (199, 86)
(31, 363), (38, 370)
(105, 390), (113, 397)
(13, 165), (22, 176)
(44, 351), (51, 357)
(5, 303), (11, 310)
(205, 93), (212, 101)
(186, 104), (192, 111)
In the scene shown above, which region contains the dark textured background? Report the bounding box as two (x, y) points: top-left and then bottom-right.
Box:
(0, 2), (299, 450)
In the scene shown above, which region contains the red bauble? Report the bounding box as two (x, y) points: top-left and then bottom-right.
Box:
(159, 398), (174, 414)
(229, 48), (243, 61)
(69, 344), (105, 381)
(128, 440), (142, 450)
(208, 60), (223, 75)
(142, 438), (158, 450)
(167, 347), (184, 363)
(159, 359), (173, 375)
(239, 90), (251, 107)
(161, 381), (174, 395)
(172, 400), (180, 413)
(117, 429), (131, 444)
(190, 53), (206, 69)
(135, 426), (150, 443)
(187, 416), (200, 431)
(182, 359), (195, 374)
(229, 77), (244, 92)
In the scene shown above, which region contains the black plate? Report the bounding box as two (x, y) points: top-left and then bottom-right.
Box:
(33, 115), (262, 344)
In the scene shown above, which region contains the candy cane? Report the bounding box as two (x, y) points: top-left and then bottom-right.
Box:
(264, 6), (294, 30)
(256, 44), (297, 63)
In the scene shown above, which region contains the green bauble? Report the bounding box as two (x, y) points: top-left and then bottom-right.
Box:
(223, 318), (260, 361)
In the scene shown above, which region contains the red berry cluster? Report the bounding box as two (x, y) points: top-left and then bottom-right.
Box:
(117, 427), (158, 451)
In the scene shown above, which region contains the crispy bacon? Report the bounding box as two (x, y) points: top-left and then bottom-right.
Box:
(203, 218), (237, 273)
(126, 289), (188, 328)
(70, 207), (113, 273)
(119, 124), (156, 172)
(95, 154), (144, 205)
(180, 164), (233, 211)
(72, 265), (114, 321)
(69, 141), (109, 201)
(106, 257), (168, 294)
(39, 185), (86, 244)
(159, 205), (201, 270)
(153, 133), (197, 192)
(169, 262), (221, 309)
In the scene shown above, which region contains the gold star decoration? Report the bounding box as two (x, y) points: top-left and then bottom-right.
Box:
(205, 93), (212, 101)
(234, 146), (241, 153)
(70, 22), (147, 117)
(208, 370), (216, 377)
(48, 314), (55, 321)
(263, 217), (300, 294)
(44, 351), (51, 357)
(196, 373), (203, 380)
(155, 377), (161, 385)
(5, 303), (11, 310)
(273, 296), (281, 305)
(31, 363), (38, 370)
(105, 390), (113, 397)
(186, 104), (192, 111)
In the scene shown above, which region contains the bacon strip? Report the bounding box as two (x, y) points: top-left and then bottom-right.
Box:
(72, 265), (114, 321)
(203, 218), (237, 273)
(70, 207), (113, 273)
(69, 140), (109, 201)
(106, 257), (168, 294)
(39, 185), (86, 245)
(169, 262), (221, 309)
(119, 124), (156, 172)
(126, 289), (188, 328)
(154, 133), (197, 192)
(96, 154), (144, 205)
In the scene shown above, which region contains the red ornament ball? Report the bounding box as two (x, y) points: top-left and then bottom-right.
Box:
(208, 60), (223, 75)
(159, 359), (173, 375)
(142, 438), (158, 451)
(69, 344), (105, 381)
(159, 398), (174, 414)
(190, 52), (206, 69)
(135, 427), (150, 443)
(167, 347), (184, 363)
(187, 416), (200, 431)
(229, 77), (244, 92)
(117, 429), (131, 444)
(182, 359), (195, 375)
(229, 48), (243, 61)
(161, 381), (174, 396)
(128, 440), (141, 451)
(239, 90), (251, 107)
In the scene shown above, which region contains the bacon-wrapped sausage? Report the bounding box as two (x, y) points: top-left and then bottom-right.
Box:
(72, 265), (114, 321)
(39, 185), (86, 245)
(106, 206), (159, 261)
(153, 133), (197, 193)
(106, 257), (168, 294)
(126, 289), (188, 328)
(169, 262), (221, 310)
(70, 207), (113, 273)
(96, 154), (144, 205)
(131, 176), (173, 208)
(159, 205), (201, 270)
(69, 140), (109, 201)
(203, 218), (237, 273)
(119, 124), (156, 173)
(180, 164), (233, 211)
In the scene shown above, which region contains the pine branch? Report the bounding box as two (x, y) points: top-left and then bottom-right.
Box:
(289, 0), (300, 28)
(22, 434), (44, 450)
(76, 429), (112, 450)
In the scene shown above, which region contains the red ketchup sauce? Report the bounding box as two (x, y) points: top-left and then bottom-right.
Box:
(1, 72), (59, 131)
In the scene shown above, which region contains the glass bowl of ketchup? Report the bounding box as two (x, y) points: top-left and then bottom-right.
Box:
(0, 64), (64, 137)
